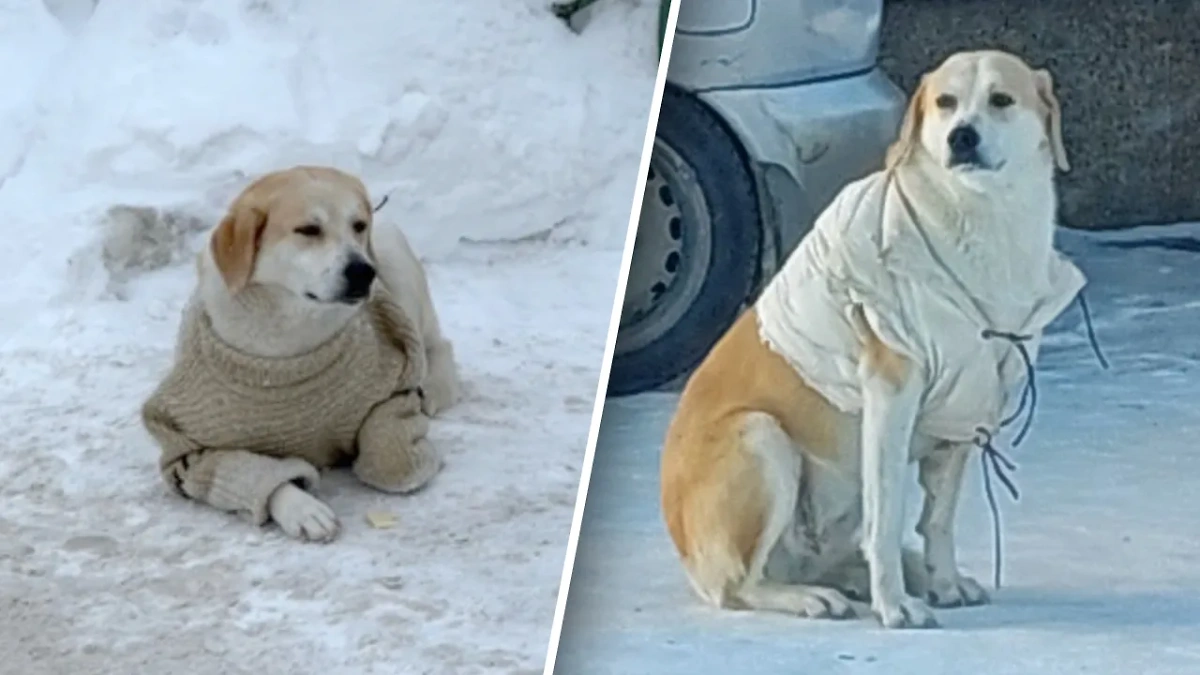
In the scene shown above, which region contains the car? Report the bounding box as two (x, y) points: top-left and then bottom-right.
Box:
(609, 0), (906, 396)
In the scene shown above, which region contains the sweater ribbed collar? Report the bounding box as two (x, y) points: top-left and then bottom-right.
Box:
(188, 303), (365, 389)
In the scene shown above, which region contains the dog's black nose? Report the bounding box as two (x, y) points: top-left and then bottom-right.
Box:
(947, 124), (981, 156)
(343, 259), (376, 297)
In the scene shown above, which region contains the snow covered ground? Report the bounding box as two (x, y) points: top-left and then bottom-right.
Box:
(556, 224), (1200, 674)
(1, 245), (620, 675)
(0, 1), (655, 673)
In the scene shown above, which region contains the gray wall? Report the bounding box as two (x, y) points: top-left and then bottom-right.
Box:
(878, 0), (1199, 229)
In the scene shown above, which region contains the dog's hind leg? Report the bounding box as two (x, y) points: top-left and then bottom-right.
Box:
(667, 412), (863, 619)
(412, 274), (460, 417)
(733, 580), (864, 619)
(420, 335), (461, 417)
(368, 220), (460, 415)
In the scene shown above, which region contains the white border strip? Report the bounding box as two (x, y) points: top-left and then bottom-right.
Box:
(540, 3), (683, 673)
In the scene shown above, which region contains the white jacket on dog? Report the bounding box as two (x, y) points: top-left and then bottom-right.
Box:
(756, 167), (1085, 444)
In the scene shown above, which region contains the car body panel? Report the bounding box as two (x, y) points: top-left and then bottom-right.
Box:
(674, 0), (753, 34)
(670, 0), (883, 91)
(612, 0), (906, 392)
(698, 68), (905, 273)
(665, 0), (904, 276)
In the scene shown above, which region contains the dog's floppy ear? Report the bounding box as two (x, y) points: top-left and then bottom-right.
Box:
(886, 75), (928, 169)
(1035, 68), (1070, 173)
(210, 202), (267, 293)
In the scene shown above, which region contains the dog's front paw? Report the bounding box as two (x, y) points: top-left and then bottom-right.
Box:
(873, 595), (939, 629)
(927, 573), (989, 608)
(268, 483), (340, 543)
(354, 439), (443, 494)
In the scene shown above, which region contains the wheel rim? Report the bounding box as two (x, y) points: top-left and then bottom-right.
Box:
(616, 138), (713, 356)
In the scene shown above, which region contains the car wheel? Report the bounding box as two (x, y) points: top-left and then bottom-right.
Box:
(609, 87), (761, 396)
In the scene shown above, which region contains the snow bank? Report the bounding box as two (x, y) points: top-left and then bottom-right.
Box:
(0, 0), (656, 311)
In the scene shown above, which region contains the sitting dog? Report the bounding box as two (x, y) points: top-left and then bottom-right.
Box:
(142, 165), (460, 542)
(660, 50), (1086, 628)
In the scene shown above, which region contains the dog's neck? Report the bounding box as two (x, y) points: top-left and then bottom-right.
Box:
(903, 150), (1058, 293)
(198, 259), (360, 358)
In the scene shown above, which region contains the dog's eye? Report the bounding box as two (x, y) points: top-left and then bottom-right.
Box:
(294, 224), (322, 237)
(989, 92), (1015, 109)
(935, 94), (957, 110)
(352, 220), (368, 234)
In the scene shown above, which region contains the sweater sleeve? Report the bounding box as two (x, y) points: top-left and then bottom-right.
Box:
(143, 394), (320, 526)
(353, 389), (441, 494)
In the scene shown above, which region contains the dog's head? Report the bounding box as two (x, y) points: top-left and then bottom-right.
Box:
(887, 50), (1069, 180)
(209, 165), (378, 304)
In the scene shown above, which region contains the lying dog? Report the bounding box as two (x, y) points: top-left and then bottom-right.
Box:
(142, 166), (460, 542)
(660, 50), (1086, 628)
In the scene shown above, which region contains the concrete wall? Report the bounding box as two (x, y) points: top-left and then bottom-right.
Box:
(878, 0), (1198, 229)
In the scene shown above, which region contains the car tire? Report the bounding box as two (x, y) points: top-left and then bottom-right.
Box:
(608, 86), (761, 396)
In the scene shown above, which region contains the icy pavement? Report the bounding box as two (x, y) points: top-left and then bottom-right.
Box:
(556, 224), (1200, 675)
(0, 243), (618, 675)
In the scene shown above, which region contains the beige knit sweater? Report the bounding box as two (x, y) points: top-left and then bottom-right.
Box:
(142, 289), (428, 525)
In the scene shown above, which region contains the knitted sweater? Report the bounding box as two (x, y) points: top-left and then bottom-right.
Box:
(142, 289), (425, 523)
(756, 168), (1085, 444)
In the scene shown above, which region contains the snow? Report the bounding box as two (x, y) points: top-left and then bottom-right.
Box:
(0, 0), (655, 673)
(556, 224), (1200, 674)
(0, 0), (654, 320)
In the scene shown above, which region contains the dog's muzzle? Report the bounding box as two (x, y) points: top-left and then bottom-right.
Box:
(340, 258), (376, 302)
(947, 123), (995, 170)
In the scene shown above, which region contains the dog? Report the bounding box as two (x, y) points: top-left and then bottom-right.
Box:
(660, 50), (1087, 628)
(142, 165), (460, 542)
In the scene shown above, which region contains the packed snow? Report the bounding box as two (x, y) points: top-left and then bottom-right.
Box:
(556, 224), (1200, 674)
(0, 0), (656, 673)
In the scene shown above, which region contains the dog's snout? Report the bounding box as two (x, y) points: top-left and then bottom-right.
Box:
(342, 258), (376, 298)
(947, 125), (980, 155)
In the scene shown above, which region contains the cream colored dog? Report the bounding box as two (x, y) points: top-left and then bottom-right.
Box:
(204, 167), (460, 413)
(143, 166), (460, 542)
(661, 51), (1087, 628)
